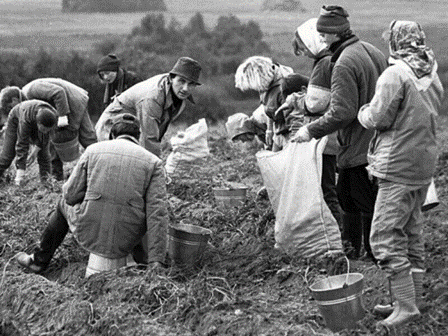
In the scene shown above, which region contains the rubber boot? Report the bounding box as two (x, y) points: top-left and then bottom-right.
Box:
(341, 212), (362, 259)
(361, 212), (375, 262)
(374, 269), (425, 316)
(377, 270), (420, 331)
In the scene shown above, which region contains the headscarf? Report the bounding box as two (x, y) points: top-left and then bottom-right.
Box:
(296, 18), (327, 57)
(387, 20), (435, 78)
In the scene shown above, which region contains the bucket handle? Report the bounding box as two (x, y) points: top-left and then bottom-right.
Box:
(326, 255), (350, 290)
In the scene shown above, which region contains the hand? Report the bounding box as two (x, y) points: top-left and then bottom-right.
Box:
(275, 102), (292, 120)
(57, 116), (69, 128)
(290, 126), (312, 143)
(27, 145), (39, 166)
(265, 130), (274, 147)
(14, 169), (26, 186)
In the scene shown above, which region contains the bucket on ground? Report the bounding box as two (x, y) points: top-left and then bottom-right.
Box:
(422, 178), (439, 212)
(213, 186), (248, 209)
(85, 253), (128, 278)
(309, 258), (365, 332)
(168, 223), (212, 267)
(53, 136), (80, 162)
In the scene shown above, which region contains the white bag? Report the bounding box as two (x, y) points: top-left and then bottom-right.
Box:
(422, 177), (439, 212)
(256, 138), (342, 258)
(165, 118), (210, 175)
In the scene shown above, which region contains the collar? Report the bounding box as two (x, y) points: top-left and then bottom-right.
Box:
(116, 134), (139, 144)
(330, 35), (359, 63)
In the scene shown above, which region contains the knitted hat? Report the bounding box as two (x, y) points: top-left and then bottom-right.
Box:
(36, 108), (57, 127)
(316, 5), (350, 34)
(97, 54), (121, 73)
(169, 57), (202, 85)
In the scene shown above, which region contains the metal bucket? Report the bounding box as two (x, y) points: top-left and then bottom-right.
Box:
(213, 187), (248, 209)
(422, 178), (439, 212)
(53, 136), (80, 162)
(168, 223), (212, 267)
(85, 253), (128, 278)
(309, 258), (365, 332)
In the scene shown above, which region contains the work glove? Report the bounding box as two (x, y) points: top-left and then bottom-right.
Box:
(290, 125), (312, 143)
(57, 116), (69, 128)
(14, 169), (26, 186)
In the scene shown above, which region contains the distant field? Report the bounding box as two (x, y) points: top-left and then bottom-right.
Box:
(0, 0), (447, 54)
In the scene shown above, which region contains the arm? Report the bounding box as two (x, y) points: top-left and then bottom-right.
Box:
(145, 160), (169, 264)
(14, 116), (32, 171)
(307, 64), (360, 139)
(137, 98), (163, 157)
(62, 151), (88, 205)
(29, 82), (71, 117)
(358, 69), (403, 130)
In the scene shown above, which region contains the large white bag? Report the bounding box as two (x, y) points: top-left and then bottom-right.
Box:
(165, 118), (210, 175)
(256, 139), (342, 258)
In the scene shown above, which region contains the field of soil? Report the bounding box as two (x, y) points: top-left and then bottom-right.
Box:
(1, 121), (448, 335)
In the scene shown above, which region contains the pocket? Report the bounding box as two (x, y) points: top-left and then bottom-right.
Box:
(84, 192), (102, 201)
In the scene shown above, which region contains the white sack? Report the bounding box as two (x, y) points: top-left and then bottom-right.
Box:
(165, 118), (210, 175)
(256, 139), (342, 258)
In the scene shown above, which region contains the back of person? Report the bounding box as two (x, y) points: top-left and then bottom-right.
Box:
(65, 137), (164, 257)
(366, 60), (443, 183)
(333, 40), (388, 168)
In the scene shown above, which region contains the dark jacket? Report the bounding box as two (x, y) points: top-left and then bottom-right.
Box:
(103, 68), (142, 107)
(307, 36), (388, 168)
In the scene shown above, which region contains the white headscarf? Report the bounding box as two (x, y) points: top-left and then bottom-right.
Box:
(296, 18), (327, 57)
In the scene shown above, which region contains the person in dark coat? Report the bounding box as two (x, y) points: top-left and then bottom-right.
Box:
(97, 54), (143, 108)
(291, 5), (388, 261)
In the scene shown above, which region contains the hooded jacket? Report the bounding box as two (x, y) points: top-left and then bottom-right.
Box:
(358, 58), (444, 184)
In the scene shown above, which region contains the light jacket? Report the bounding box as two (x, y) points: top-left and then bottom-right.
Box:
(22, 78), (89, 132)
(358, 59), (444, 184)
(307, 36), (388, 168)
(61, 135), (169, 262)
(95, 74), (193, 157)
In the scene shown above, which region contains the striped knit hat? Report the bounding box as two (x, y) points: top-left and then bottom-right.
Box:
(316, 5), (350, 34)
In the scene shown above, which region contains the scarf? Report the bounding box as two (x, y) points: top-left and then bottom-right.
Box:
(388, 20), (435, 78)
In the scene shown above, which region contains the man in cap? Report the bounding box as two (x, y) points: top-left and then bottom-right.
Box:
(0, 100), (58, 185)
(16, 113), (169, 274)
(291, 5), (388, 261)
(97, 54), (142, 108)
(0, 78), (97, 180)
(95, 57), (202, 157)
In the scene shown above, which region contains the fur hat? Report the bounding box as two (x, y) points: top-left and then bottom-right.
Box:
(97, 54), (121, 73)
(36, 108), (57, 127)
(169, 57), (202, 85)
(316, 5), (350, 34)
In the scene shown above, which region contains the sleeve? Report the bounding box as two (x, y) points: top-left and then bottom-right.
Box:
(307, 64), (360, 139)
(62, 151), (89, 205)
(145, 160), (169, 263)
(36, 136), (52, 180)
(305, 58), (332, 114)
(14, 115), (33, 171)
(137, 98), (162, 157)
(30, 82), (70, 117)
(358, 68), (403, 130)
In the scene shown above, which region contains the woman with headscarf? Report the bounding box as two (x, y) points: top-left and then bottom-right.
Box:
(358, 21), (444, 330)
(235, 56), (294, 151)
(277, 18), (342, 229)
